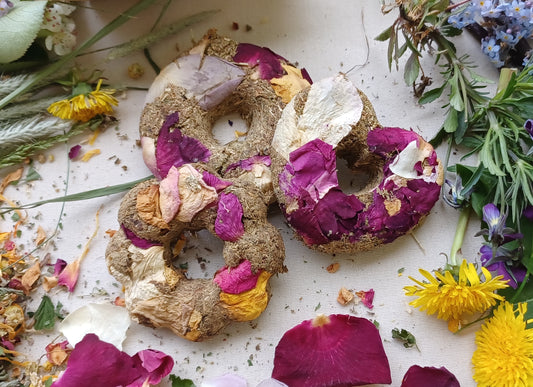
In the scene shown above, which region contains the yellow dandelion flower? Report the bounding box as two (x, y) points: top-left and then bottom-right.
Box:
(404, 259), (508, 332)
(472, 301), (533, 386)
(48, 79), (118, 122)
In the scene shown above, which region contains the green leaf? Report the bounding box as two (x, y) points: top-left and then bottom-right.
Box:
(44, 378), (54, 387)
(443, 108), (459, 133)
(169, 375), (196, 387)
(375, 25), (393, 41)
(419, 84), (445, 104)
(391, 328), (419, 349)
(449, 74), (464, 111)
(34, 295), (56, 330)
(0, 0), (47, 63)
(404, 53), (420, 85)
(25, 166), (41, 182)
(520, 218), (533, 274)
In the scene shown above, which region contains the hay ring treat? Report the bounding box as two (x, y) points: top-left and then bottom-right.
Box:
(139, 30), (312, 203)
(106, 164), (286, 341)
(106, 32), (310, 341)
(270, 75), (443, 254)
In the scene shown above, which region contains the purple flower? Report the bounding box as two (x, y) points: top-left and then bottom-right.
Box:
(524, 119), (533, 139)
(480, 244), (526, 288)
(0, 0), (13, 17)
(480, 203), (522, 244)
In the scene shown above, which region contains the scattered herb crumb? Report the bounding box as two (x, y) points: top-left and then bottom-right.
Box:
(392, 328), (419, 350)
(314, 302), (321, 311)
(397, 267), (405, 276)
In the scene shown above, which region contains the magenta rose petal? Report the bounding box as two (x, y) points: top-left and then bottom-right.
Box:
(272, 314), (391, 387)
(68, 145), (81, 160)
(214, 192), (245, 242)
(51, 334), (173, 387)
(233, 43), (286, 80)
(214, 259), (262, 294)
(121, 225), (162, 249)
(155, 112), (211, 178)
(401, 365), (460, 387)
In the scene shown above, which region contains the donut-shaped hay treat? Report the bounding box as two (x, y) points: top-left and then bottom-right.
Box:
(270, 75), (443, 254)
(106, 32), (311, 340)
(106, 165), (286, 341)
(139, 30), (312, 203)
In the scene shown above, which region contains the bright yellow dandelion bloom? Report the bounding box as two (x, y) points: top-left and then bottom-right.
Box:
(404, 259), (508, 332)
(48, 79), (118, 122)
(472, 301), (533, 386)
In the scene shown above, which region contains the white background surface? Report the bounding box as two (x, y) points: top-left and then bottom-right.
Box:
(4, 1), (503, 385)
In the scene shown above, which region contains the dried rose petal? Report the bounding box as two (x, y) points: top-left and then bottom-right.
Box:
(213, 260), (261, 294)
(146, 54), (245, 110)
(159, 166), (181, 223)
(51, 334), (173, 387)
(272, 314), (391, 387)
(46, 340), (70, 366)
(225, 155), (271, 173)
(53, 259), (67, 276)
(356, 289), (375, 309)
(155, 112), (211, 179)
(68, 145), (81, 160)
(401, 365), (459, 387)
(121, 225), (162, 249)
(233, 43), (286, 80)
(202, 171), (232, 192)
(214, 192), (245, 242)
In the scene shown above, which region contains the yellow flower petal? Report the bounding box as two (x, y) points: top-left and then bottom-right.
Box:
(473, 301), (533, 386)
(404, 259), (508, 331)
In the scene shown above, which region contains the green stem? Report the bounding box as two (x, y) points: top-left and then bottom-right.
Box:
(510, 270), (530, 304)
(450, 207), (471, 266)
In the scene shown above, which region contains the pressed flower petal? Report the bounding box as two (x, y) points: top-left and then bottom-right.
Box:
(68, 145), (81, 160)
(401, 365), (459, 387)
(51, 334), (173, 387)
(272, 314), (391, 387)
(121, 225), (162, 249)
(59, 303), (131, 350)
(202, 171), (232, 192)
(159, 166), (181, 223)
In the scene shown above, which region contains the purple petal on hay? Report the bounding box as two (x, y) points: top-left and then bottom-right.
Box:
(233, 43), (286, 80)
(226, 155), (272, 173)
(155, 112), (211, 178)
(367, 127), (420, 156)
(214, 192), (245, 242)
(202, 171), (233, 192)
(214, 260), (262, 294)
(121, 224), (162, 249)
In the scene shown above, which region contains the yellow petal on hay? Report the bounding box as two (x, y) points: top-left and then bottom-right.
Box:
(219, 271), (272, 321)
(0, 167), (23, 194)
(21, 262), (41, 294)
(270, 64), (311, 104)
(88, 128), (101, 145)
(35, 226), (47, 246)
(136, 185), (169, 229)
(81, 149), (101, 162)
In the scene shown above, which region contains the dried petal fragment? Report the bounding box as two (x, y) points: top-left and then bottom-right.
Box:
(270, 64), (311, 103)
(51, 334), (173, 387)
(159, 166), (181, 223)
(272, 314), (391, 387)
(121, 225), (162, 249)
(356, 289), (375, 309)
(175, 164), (218, 222)
(337, 287), (354, 305)
(401, 365), (459, 387)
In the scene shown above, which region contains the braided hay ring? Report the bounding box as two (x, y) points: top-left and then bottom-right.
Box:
(270, 75), (444, 254)
(106, 32), (310, 341)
